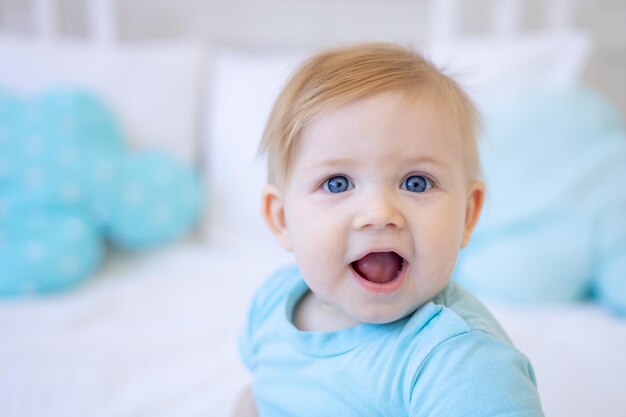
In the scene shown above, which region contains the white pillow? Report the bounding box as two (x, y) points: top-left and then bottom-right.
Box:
(204, 31), (591, 251)
(205, 51), (306, 253)
(423, 31), (592, 107)
(0, 37), (205, 165)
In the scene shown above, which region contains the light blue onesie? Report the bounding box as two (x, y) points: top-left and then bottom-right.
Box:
(240, 265), (544, 416)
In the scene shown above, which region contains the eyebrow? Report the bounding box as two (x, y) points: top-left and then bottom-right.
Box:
(405, 156), (448, 168)
(302, 158), (355, 171)
(303, 155), (448, 172)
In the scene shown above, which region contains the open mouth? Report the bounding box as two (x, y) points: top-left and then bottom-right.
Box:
(350, 251), (406, 285)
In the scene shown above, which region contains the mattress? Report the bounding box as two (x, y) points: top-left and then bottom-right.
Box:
(1, 243), (625, 417)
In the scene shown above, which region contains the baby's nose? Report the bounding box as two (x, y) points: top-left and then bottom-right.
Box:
(352, 192), (406, 230)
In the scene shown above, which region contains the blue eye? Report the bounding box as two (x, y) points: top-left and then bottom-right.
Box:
(322, 175), (353, 193)
(402, 175), (432, 193)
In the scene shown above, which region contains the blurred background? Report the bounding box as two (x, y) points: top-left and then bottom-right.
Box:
(1, 0), (625, 119)
(1, 1), (625, 417)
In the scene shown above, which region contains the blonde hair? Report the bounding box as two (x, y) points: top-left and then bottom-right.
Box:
(259, 42), (481, 186)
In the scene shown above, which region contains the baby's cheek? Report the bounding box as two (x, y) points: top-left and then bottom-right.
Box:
(415, 218), (463, 277)
(434, 204), (467, 245)
(428, 240), (462, 284)
(291, 221), (346, 271)
(295, 227), (340, 262)
(286, 221), (324, 258)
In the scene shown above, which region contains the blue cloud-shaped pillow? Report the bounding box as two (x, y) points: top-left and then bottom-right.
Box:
(0, 88), (203, 296)
(108, 151), (203, 250)
(454, 87), (626, 314)
(0, 202), (103, 295)
(0, 88), (124, 223)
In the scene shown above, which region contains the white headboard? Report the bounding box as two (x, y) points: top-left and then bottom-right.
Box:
(427, 0), (574, 42)
(2, 0), (118, 44)
(2, 0), (579, 45)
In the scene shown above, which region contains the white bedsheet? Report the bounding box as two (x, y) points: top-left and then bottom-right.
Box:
(1, 243), (625, 417)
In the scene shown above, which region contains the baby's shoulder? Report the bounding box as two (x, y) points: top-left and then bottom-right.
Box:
(400, 285), (542, 415)
(247, 265), (301, 320)
(397, 282), (513, 363)
(431, 281), (511, 342)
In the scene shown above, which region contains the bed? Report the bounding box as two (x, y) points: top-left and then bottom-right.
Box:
(1, 1), (625, 416)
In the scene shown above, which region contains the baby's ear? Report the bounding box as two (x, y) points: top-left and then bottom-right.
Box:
(461, 180), (485, 248)
(261, 184), (292, 251)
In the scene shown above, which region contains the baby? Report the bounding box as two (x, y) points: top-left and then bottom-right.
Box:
(233, 43), (544, 416)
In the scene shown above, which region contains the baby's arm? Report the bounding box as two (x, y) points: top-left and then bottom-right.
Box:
(231, 384), (258, 417)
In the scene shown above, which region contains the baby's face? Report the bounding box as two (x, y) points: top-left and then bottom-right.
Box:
(267, 90), (483, 325)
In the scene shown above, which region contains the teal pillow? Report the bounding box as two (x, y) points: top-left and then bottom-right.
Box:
(0, 87), (120, 296)
(0, 203), (103, 295)
(1, 87), (204, 296)
(107, 151), (203, 249)
(454, 87), (626, 314)
(0, 88), (124, 227)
